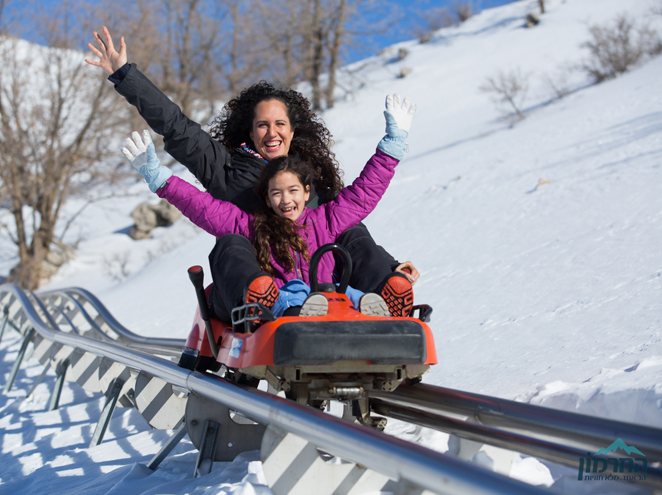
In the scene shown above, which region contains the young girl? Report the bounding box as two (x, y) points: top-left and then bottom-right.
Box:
(122, 94), (415, 318)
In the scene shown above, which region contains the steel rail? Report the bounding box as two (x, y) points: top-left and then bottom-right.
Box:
(371, 394), (662, 490)
(372, 384), (662, 462)
(31, 290), (182, 359)
(0, 283), (547, 495)
(36, 287), (185, 355)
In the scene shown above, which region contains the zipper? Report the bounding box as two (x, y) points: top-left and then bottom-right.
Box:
(295, 250), (303, 281)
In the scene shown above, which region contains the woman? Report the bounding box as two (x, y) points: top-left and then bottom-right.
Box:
(86, 27), (418, 320)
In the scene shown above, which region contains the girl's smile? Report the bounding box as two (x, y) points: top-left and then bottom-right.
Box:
(267, 170), (310, 221)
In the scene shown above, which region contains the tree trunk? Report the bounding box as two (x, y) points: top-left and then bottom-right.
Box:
(0, 24), (126, 290)
(307, 0), (324, 111)
(324, 0), (346, 109)
(282, 1), (300, 87)
(538, 0), (545, 14)
(228, 3), (241, 94)
(11, 225), (51, 290)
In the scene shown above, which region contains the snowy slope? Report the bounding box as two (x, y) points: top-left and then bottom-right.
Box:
(2, 0), (662, 493)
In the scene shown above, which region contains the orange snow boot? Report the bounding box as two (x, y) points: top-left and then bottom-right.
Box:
(244, 273), (279, 309)
(380, 273), (414, 317)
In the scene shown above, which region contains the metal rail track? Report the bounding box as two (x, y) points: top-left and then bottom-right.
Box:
(36, 286), (184, 356)
(372, 385), (662, 490)
(1, 283), (660, 493)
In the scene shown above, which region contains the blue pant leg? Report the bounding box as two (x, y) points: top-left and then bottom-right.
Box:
(272, 280), (311, 316)
(343, 285), (364, 309)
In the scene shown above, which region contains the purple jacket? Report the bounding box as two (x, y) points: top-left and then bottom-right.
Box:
(157, 149), (399, 288)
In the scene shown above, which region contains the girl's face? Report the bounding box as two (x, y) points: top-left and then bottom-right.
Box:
(266, 170), (310, 221)
(250, 99), (294, 161)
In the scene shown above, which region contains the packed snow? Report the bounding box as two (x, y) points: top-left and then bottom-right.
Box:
(1, 0), (661, 493)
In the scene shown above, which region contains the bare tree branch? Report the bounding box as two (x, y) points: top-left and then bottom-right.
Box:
(0, 19), (128, 288)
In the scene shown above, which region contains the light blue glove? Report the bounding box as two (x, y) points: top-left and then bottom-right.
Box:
(121, 130), (172, 193)
(272, 279), (311, 317)
(377, 94), (416, 160)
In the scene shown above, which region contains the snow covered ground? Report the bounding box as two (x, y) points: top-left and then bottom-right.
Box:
(1, 0), (661, 493)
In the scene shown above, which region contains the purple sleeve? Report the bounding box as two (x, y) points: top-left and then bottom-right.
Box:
(312, 149), (399, 237)
(156, 176), (251, 237)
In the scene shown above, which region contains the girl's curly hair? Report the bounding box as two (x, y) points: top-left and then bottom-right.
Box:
(208, 81), (343, 202)
(252, 155), (318, 274)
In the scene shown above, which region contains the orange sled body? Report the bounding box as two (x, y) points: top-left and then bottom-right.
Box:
(183, 287), (437, 403)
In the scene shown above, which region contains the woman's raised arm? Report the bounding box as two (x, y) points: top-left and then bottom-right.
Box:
(84, 25), (235, 200)
(85, 26), (127, 75)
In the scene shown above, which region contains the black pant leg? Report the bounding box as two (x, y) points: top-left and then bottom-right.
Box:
(208, 234), (262, 321)
(336, 223), (398, 293)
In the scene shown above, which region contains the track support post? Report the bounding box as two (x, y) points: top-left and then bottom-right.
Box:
(0, 307), (9, 342)
(146, 419), (188, 471)
(194, 419), (220, 477)
(48, 358), (69, 411)
(90, 377), (125, 447)
(447, 417), (516, 475)
(4, 327), (34, 393)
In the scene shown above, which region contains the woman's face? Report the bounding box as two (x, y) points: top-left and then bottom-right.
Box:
(250, 99), (294, 160)
(266, 170), (310, 221)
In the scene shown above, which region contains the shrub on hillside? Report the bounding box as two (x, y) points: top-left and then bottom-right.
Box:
(580, 14), (662, 83)
(541, 64), (574, 100)
(397, 67), (413, 79)
(413, 2), (472, 44)
(396, 47), (410, 61)
(416, 7), (456, 44)
(453, 2), (473, 23)
(479, 68), (529, 121)
(525, 13), (540, 28)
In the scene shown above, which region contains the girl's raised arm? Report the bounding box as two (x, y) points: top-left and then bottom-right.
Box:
(122, 131), (251, 238)
(316, 94), (416, 237)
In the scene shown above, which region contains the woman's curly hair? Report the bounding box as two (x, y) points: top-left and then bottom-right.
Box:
(208, 81), (343, 202)
(252, 155), (318, 274)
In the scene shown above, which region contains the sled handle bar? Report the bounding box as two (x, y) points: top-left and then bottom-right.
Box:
(309, 243), (352, 294)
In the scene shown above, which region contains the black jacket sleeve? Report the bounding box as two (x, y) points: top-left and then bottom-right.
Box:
(112, 64), (248, 202)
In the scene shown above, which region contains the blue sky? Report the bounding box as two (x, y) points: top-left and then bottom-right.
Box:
(351, 0), (516, 61)
(2, 0), (517, 63)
